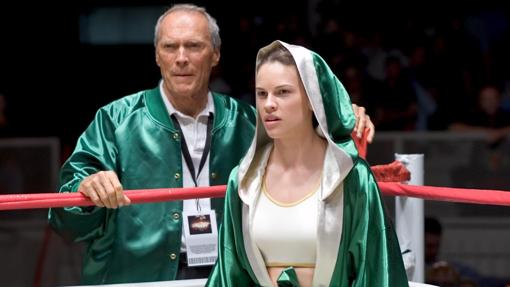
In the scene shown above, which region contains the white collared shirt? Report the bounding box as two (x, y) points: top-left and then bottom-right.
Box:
(160, 82), (214, 251)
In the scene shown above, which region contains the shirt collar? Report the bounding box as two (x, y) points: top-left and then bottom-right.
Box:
(159, 80), (215, 119)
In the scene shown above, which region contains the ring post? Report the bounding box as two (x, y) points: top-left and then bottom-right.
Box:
(394, 153), (424, 282)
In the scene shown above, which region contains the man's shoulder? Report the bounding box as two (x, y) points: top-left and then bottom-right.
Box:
(96, 87), (156, 122)
(107, 88), (153, 108)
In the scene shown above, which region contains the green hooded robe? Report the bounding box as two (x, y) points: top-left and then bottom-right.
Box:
(206, 41), (409, 287)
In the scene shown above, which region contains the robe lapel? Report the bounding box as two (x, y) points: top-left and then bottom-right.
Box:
(239, 145), (274, 286)
(313, 145), (346, 286)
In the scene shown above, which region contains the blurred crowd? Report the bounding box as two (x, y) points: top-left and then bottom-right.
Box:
(1, 2), (510, 144)
(216, 2), (510, 137)
(425, 217), (510, 287)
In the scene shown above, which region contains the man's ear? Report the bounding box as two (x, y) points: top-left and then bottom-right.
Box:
(155, 52), (161, 67)
(212, 49), (220, 67)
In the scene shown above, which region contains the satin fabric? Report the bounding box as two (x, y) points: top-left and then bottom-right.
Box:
(48, 86), (256, 284)
(206, 41), (408, 286)
(206, 165), (408, 286)
(277, 267), (300, 287)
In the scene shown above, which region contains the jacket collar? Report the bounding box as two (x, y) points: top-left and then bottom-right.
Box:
(144, 85), (227, 132)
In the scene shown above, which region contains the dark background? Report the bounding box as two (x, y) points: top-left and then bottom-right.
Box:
(0, 0), (509, 151)
(1, 2), (510, 286)
(0, 0), (308, 148)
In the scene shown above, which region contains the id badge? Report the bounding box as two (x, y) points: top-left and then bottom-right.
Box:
(182, 209), (218, 266)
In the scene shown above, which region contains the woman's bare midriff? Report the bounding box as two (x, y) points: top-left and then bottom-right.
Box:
(267, 266), (315, 287)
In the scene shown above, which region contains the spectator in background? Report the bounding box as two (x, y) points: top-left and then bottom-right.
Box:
(425, 218), (469, 287)
(449, 84), (510, 146)
(424, 217), (500, 287)
(341, 64), (378, 118)
(426, 261), (460, 287)
(450, 84), (510, 189)
(373, 55), (418, 130)
(407, 44), (438, 131)
(425, 216), (443, 269)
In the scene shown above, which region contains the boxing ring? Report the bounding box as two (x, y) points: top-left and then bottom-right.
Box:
(1, 134), (510, 286)
(2, 181), (510, 211)
(1, 171), (510, 287)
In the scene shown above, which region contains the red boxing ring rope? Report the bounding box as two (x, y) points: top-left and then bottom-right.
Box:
(1, 183), (510, 210)
(0, 185), (226, 211)
(379, 182), (510, 207)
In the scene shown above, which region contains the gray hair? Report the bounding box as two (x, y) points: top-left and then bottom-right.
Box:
(153, 4), (221, 51)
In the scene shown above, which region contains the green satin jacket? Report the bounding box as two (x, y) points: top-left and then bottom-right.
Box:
(48, 86), (256, 284)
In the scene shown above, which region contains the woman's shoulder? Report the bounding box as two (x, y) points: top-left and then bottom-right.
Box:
(343, 159), (379, 196)
(348, 158), (374, 179)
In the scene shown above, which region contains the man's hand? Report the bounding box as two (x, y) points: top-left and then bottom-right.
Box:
(352, 104), (375, 143)
(78, 171), (131, 208)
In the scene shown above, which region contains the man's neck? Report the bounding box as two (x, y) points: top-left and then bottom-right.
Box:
(168, 93), (208, 119)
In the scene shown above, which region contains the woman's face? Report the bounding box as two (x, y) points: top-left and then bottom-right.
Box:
(255, 61), (312, 140)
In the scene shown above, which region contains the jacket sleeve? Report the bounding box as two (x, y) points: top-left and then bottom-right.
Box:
(206, 167), (257, 286)
(48, 107), (119, 242)
(350, 163), (409, 287)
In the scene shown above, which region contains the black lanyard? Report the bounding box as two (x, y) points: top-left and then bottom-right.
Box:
(171, 113), (213, 187)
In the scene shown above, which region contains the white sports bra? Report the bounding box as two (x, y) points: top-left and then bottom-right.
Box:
(251, 180), (319, 267)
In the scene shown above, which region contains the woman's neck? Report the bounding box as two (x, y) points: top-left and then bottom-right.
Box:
(271, 128), (326, 170)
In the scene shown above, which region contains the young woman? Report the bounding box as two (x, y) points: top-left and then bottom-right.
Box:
(206, 41), (408, 287)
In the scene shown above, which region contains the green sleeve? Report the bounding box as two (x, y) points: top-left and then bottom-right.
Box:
(358, 211), (409, 287)
(206, 167), (258, 286)
(345, 161), (409, 287)
(48, 107), (119, 242)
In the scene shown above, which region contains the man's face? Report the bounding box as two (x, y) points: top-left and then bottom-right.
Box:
(155, 11), (220, 100)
